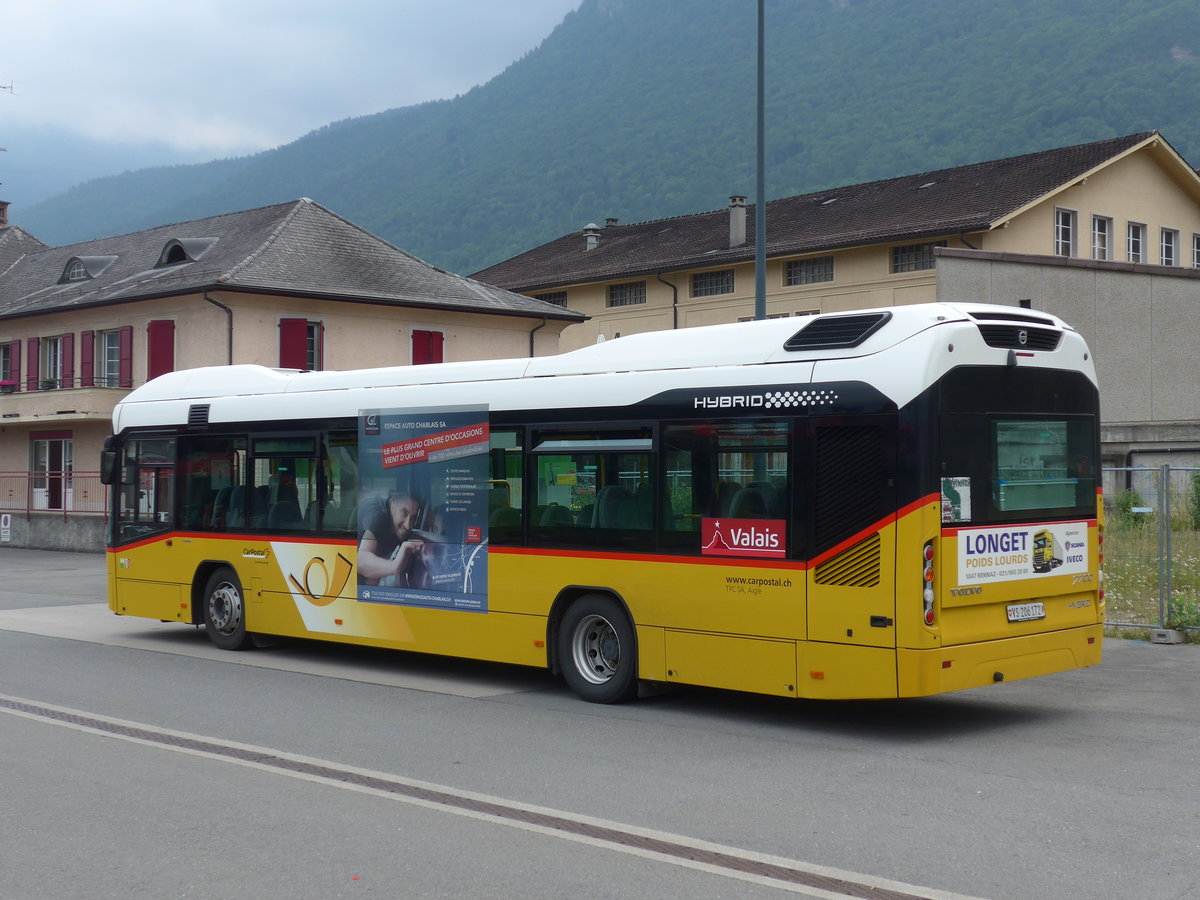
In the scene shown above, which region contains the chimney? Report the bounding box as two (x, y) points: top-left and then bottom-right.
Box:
(605, 217), (619, 227)
(728, 195), (746, 248)
(0, 201), (9, 229)
(583, 223), (601, 251)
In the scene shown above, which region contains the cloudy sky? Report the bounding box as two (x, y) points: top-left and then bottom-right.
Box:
(1, 0), (581, 202)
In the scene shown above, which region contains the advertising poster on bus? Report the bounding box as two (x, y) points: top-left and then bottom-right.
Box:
(955, 521), (1089, 584)
(357, 405), (490, 612)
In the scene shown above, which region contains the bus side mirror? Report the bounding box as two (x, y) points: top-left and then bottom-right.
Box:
(99, 449), (118, 485)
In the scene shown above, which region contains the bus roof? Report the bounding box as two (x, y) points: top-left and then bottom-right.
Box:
(113, 302), (1095, 430)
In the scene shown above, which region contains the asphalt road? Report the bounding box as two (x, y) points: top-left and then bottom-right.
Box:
(1, 548), (1197, 900)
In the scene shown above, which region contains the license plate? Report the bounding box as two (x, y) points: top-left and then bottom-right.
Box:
(1007, 601), (1046, 622)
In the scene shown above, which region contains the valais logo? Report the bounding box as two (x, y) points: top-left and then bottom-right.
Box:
(701, 518), (787, 559)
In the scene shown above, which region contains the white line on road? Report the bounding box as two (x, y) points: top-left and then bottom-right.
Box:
(1, 693), (989, 900)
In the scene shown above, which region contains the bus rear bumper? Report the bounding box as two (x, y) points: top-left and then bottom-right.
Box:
(897, 623), (1104, 697)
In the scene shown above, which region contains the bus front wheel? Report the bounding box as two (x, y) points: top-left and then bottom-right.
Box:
(202, 567), (253, 651)
(558, 594), (637, 703)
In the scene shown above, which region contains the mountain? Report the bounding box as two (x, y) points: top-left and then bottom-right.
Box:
(15, 0), (1200, 275)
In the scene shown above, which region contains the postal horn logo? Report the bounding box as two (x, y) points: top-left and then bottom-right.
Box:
(288, 553), (354, 607)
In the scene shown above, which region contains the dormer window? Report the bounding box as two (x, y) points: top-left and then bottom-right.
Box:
(157, 237), (217, 267)
(59, 255), (117, 283)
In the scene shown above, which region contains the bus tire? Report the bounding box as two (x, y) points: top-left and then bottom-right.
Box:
(558, 594), (637, 703)
(202, 567), (253, 651)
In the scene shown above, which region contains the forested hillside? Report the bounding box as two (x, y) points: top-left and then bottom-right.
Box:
(19, 0), (1200, 274)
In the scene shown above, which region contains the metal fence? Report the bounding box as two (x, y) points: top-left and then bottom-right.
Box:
(1102, 465), (1200, 633)
(0, 471), (108, 517)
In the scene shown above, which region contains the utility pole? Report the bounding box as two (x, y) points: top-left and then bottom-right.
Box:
(754, 1), (766, 320)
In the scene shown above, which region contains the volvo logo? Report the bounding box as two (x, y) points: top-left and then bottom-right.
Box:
(1017, 329), (1029, 346)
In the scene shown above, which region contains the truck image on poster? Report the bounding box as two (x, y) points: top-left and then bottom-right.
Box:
(1032, 529), (1064, 573)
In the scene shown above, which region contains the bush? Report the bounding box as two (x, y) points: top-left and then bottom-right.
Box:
(1110, 488), (1151, 530)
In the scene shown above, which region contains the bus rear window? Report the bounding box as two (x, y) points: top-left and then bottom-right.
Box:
(941, 414), (1096, 523)
(994, 420), (1092, 512)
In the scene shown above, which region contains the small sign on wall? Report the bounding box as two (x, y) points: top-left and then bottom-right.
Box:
(1, 513), (11, 542)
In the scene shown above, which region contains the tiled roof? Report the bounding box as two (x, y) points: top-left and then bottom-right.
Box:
(0, 199), (582, 322)
(0, 226), (48, 278)
(473, 132), (1160, 292)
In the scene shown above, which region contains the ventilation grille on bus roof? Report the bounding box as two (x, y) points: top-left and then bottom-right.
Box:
(187, 404), (211, 428)
(784, 311), (892, 351)
(975, 324), (1061, 351)
(967, 310), (1056, 327)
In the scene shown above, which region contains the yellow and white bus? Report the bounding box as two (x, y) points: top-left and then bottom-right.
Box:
(102, 302), (1104, 703)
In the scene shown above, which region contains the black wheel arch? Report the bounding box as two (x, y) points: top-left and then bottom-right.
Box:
(546, 585), (636, 675)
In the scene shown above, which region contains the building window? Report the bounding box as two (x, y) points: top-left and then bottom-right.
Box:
(607, 281), (647, 307)
(1128, 223), (1145, 262)
(534, 291), (568, 307)
(41, 336), (64, 389)
(785, 256), (834, 286)
(1193, 234), (1200, 268)
(412, 329), (444, 365)
(1091, 216), (1112, 260)
(279, 318), (323, 370)
(1054, 209), (1076, 257)
(31, 433), (73, 511)
(98, 330), (121, 387)
(691, 269), (734, 297)
(63, 259), (88, 282)
(1161, 228), (1179, 266)
(891, 241), (946, 273)
(0, 341), (12, 385)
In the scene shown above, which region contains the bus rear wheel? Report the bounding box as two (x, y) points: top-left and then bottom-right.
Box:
(202, 567), (253, 651)
(558, 594), (637, 703)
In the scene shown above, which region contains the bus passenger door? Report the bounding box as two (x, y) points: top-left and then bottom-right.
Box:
(803, 417), (897, 653)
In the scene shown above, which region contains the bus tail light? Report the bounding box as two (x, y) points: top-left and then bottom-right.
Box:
(922, 540), (936, 626)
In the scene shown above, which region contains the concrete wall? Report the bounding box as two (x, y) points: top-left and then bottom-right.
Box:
(0, 512), (106, 552)
(935, 247), (1200, 463)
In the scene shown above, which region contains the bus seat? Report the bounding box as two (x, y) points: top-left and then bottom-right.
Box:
(540, 503), (574, 527)
(594, 485), (637, 529)
(268, 500), (305, 530)
(747, 481), (781, 517)
(226, 486), (246, 527)
(210, 486), (232, 527)
(717, 480), (740, 516)
(728, 487), (767, 519)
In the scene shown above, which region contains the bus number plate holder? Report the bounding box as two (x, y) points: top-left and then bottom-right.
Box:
(1006, 601), (1045, 623)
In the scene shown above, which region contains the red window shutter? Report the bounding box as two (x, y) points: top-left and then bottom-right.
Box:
(26, 337), (39, 390)
(146, 320), (175, 380)
(279, 318), (308, 369)
(7, 339), (20, 390)
(79, 331), (95, 388)
(412, 329), (443, 365)
(61, 333), (75, 388)
(118, 326), (133, 388)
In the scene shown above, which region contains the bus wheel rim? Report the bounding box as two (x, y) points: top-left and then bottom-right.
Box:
(571, 613), (620, 685)
(208, 582), (242, 634)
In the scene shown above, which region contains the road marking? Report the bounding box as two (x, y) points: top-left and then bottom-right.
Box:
(0, 604), (548, 697)
(0, 692), (988, 900)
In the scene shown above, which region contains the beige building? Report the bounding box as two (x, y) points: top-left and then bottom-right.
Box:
(474, 131), (1200, 345)
(473, 131), (1200, 463)
(0, 198), (582, 548)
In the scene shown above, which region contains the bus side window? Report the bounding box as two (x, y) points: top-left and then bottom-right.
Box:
(489, 429), (523, 545)
(179, 436), (247, 531)
(662, 421), (790, 554)
(321, 430), (358, 533)
(528, 427), (653, 550)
